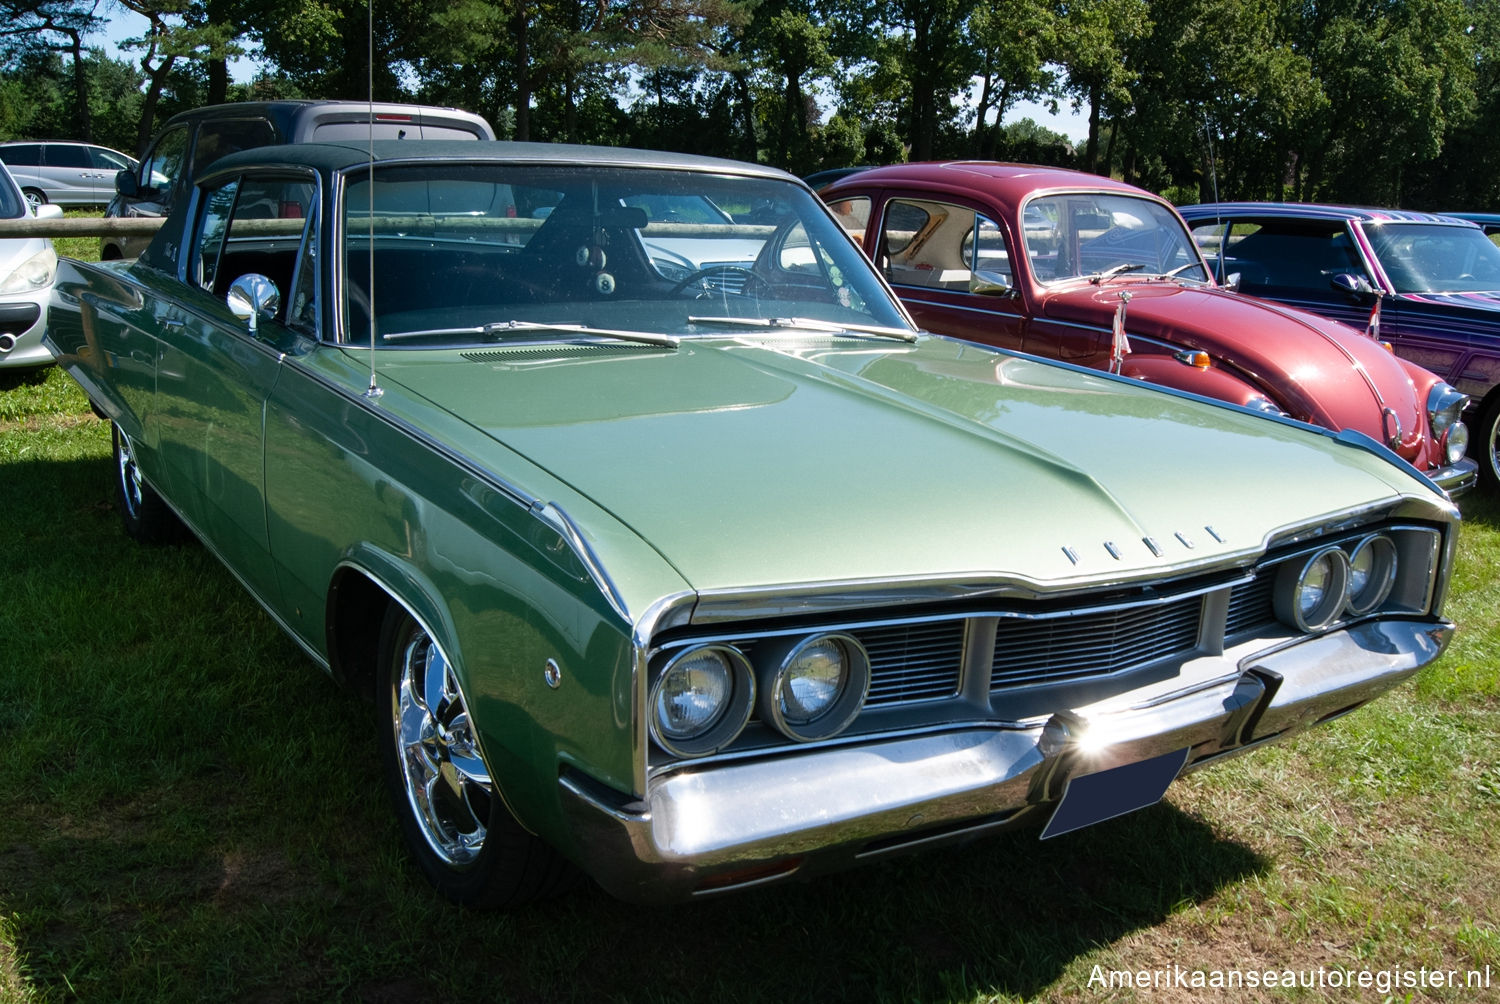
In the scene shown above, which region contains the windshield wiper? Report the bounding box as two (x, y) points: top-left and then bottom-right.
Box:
(1087, 263), (1145, 285)
(383, 320), (679, 348)
(687, 315), (918, 343)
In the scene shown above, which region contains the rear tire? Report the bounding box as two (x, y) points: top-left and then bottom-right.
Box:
(376, 604), (577, 908)
(22, 188), (45, 213)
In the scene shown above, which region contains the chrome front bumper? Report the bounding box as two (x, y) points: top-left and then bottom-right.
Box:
(559, 618), (1452, 904)
(1431, 456), (1478, 496)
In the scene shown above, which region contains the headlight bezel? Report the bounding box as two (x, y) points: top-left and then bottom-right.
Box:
(649, 644), (756, 758)
(755, 632), (871, 743)
(1426, 382), (1470, 465)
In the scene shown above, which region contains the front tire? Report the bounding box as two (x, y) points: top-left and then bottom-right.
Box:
(112, 423), (178, 543)
(376, 605), (576, 908)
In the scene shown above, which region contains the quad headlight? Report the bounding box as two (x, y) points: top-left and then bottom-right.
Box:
(756, 633), (870, 742)
(649, 645), (755, 757)
(1427, 383), (1470, 465)
(1274, 532), (1406, 632)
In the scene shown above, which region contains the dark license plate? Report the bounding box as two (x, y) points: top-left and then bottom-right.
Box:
(1040, 746), (1190, 840)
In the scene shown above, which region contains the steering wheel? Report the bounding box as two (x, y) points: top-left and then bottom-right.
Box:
(669, 265), (762, 297)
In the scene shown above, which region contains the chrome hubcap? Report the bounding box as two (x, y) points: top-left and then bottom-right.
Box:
(393, 630), (492, 866)
(115, 427), (143, 517)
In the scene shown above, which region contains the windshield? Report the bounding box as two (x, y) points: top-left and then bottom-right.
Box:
(1022, 193), (1206, 284)
(342, 163), (910, 345)
(0, 166), (23, 219)
(1363, 223), (1500, 294)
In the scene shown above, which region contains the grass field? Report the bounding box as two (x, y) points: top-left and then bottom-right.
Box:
(0, 246), (1497, 1001)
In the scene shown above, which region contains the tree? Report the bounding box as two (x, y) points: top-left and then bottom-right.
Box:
(0, 0), (106, 139)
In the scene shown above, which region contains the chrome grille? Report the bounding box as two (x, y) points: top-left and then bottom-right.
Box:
(990, 595), (1203, 690)
(853, 621), (965, 706)
(1226, 572), (1278, 637)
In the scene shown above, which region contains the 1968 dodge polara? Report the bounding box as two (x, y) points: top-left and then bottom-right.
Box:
(46, 141), (1459, 907)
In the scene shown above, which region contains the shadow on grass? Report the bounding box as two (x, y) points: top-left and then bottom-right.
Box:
(0, 454), (1272, 1004)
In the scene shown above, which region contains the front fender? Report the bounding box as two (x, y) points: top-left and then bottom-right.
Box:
(1118, 353), (1275, 410)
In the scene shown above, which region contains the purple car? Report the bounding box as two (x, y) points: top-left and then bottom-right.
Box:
(1180, 202), (1500, 490)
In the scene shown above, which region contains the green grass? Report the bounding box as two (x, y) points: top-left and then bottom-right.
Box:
(1, 368), (1497, 1002)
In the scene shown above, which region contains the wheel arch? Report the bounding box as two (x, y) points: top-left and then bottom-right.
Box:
(325, 550), (462, 703)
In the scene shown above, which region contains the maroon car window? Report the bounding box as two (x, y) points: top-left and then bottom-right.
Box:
(880, 198), (1003, 291)
(826, 196), (870, 246)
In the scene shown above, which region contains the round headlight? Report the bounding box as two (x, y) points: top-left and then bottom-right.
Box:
(1443, 421), (1469, 466)
(757, 633), (870, 742)
(1274, 546), (1350, 632)
(1346, 535), (1398, 617)
(650, 645), (754, 757)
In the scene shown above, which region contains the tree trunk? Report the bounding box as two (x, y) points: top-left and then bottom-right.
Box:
(136, 50), (177, 154)
(1084, 79), (1101, 175)
(732, 69), (757, 162)
(65, 28), (90, 141)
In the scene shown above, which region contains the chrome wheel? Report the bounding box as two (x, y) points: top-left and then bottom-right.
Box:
(111, 422), (176, 543)
(115, 424), (145, 519)
(22, 189), (45, 213)
(391, 625), (493, 867)
(1477, 394), (1500, 493)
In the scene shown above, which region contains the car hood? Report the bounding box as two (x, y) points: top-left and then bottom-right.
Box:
(1040, 280), (1427, 454)
(371, 336), (1425, 610)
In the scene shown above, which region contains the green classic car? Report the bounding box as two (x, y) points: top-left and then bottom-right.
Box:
(46, 141), (1458, 907)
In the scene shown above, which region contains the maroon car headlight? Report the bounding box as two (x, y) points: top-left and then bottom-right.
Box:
(1274, 546), (1350, 632)
(650, 645), (755, 757)
(1427, 383), (1469, 464)
(756, 633), (870, 742)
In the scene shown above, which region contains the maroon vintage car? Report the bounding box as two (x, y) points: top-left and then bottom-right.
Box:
(821, 163), (1476, 495)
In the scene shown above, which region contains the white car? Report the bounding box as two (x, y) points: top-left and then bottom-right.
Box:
(0, 161), (60, 370)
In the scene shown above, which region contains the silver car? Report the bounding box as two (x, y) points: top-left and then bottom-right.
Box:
(0, 161), (60, 370)
(0, 141), (138, 210)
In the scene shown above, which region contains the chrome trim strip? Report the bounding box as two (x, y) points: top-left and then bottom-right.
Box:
(534, 501), (630, 623)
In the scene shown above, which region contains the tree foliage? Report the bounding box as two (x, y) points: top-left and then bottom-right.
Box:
(1, 0), (1497, 207)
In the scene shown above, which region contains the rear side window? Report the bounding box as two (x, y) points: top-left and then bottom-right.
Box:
(45, 145), (90, 168)
(1, 144), (42, 166)
(194, 119), (278, 175)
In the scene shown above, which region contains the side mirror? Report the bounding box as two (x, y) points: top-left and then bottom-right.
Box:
(1223, 272), (1242, 293)
(1330, 272), (1377, 299)
(115, 169), (140, 199)
(33, 204), (64, 221)
(969, 270), (1013, 296)
(227, 274), (281, 334)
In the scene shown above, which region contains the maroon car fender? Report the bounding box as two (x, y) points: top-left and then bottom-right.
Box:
(1118, 354), (1274, 410)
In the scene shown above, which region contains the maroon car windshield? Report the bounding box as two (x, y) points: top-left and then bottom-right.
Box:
(1022, 193), (1207, 284)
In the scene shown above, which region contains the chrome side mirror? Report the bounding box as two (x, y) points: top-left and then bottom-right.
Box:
(969, 270), (1013, 296)
(1223, 271), (1242, 293)
(227, 274), (281, 334)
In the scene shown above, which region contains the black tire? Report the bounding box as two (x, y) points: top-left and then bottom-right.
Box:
(22, 188), (46, 213)
(376, 604), (577, 908)
(1474, 393), (1500, 494)
(112, 423), (179, 543)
